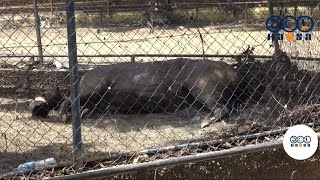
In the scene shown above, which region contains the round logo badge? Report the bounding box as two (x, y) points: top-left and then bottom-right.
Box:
(266, 15), (282, 32)
(297, 16), (314, 32)
(282, 16), (297, 32)
(283, 125), (318, 160)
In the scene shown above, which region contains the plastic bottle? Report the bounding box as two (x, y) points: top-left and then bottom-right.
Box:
(14, 158), (56, 172)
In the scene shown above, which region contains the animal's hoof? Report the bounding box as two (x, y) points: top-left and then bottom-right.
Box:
(200, 121), (211, 128)
(201, 117), (217, 128)
(62, 114), (71, 123)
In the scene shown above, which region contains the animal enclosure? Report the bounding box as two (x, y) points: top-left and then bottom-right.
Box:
(1, 0), (320, 179)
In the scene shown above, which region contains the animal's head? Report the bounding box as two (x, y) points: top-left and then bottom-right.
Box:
(29, 96), (50, 118)
(30, 87), (64, 118)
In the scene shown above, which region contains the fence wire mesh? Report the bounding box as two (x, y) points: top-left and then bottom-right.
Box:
(1, 0), (320, 179)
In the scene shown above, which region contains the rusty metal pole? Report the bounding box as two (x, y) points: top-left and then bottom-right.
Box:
(268, 0), (281, 59)
(66, 0), (83, 171)
(50, 0), (54, 17)
(32, 0), (44, 64)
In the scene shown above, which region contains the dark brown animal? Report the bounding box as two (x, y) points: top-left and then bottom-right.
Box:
(33, 58), (248, 128)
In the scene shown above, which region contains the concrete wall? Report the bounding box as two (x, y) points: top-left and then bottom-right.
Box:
(0, 69), (86, 98)
(105, 148), (320, 179)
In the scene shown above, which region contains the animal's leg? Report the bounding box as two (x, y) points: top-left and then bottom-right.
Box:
(190, 87), (231, 128)
(60, 96), (94, 122)
(80, 108), (91, 119)
(79, 94), (98, 119)
(59, 98), (71, 123)
(181, 87), (211, 113)
(200, 104), (230, 128)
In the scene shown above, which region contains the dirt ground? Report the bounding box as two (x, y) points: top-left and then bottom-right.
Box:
(1, 91), (316, 175)
(0, 96), (241, 174)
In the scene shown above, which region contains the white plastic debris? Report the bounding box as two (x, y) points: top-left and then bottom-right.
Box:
(54, 61), (69, 69)
(14, 158), (56, 172)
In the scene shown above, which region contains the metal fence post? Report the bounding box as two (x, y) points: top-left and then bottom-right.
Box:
(32, 0), (44, 64)
(66, 0), (83, 171)
(267, 0), (281, 58)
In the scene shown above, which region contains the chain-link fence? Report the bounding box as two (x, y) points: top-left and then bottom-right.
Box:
(1, 0), (320, 179)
